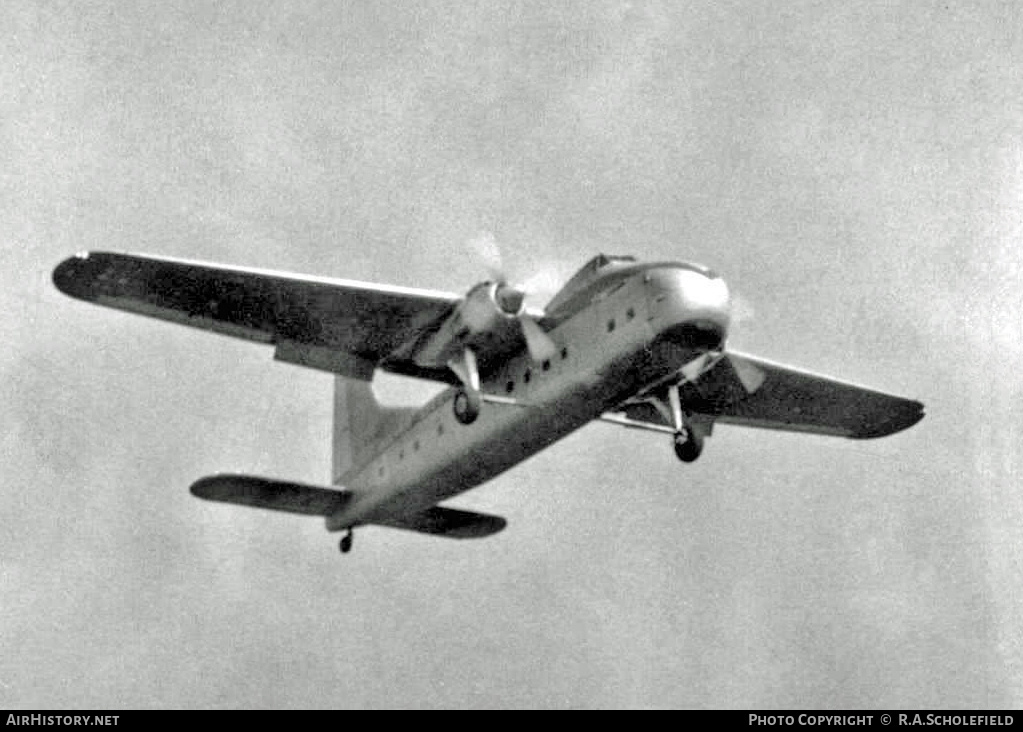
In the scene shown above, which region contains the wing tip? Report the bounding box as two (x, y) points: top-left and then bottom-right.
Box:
(189, 473), (241, 501)
(850, 399), (925, 439)
(53, 251), (109, 301)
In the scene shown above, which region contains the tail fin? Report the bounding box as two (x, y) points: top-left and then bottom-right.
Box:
(332, 376), (416, 484)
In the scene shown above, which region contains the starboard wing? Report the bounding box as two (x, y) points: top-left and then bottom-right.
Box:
(609, 351), (924, 440)
(53, 251), (461, 381)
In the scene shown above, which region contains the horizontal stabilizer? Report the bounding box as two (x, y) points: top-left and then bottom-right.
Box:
(192, 475), (505, 540)
(191, 474), (352, 516)
(371, 506), (507, 539)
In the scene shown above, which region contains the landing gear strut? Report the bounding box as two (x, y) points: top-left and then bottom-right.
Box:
(339, 529), (354, 554)
(651, 383), (706, 463)
(449, 348), (482, 425)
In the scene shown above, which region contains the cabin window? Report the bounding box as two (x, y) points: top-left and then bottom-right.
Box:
(524, 368), (532, 384)
(626, 307), (635, 321)
(607, 318), (616, 332)
(542, 359), (551, 372)
(561, 346), (568, 360)
(505, 380), (515, 393)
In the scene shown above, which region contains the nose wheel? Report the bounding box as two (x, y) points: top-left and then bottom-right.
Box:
(339, 529), (354, 554)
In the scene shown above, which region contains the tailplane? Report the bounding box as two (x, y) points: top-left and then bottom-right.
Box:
(190, 474), (506, 539)
(371, 506), (507, 538)
(191, 474), (352, 515)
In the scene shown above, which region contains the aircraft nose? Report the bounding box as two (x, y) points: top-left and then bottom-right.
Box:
(647, 265), (731, 350)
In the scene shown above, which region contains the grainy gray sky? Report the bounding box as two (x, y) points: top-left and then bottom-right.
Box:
(3, 0), (1022, 709)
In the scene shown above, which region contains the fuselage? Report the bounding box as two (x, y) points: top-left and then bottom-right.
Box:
(328, 261), (731, 531)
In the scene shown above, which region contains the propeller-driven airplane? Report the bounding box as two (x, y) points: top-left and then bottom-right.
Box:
(53, 250), (924, 554)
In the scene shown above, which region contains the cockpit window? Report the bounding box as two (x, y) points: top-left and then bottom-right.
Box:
(673, 261), (718, 279)
(593, 254), (638, 268)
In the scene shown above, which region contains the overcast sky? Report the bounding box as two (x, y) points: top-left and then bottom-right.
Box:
(3, 0), (1022, 709)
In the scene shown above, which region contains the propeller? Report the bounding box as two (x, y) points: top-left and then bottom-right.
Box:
(716, 288), (764, 392)
(728, 355), (766, 394)
(518, 311), (557, 362)
(469, 231), (506, 283)
(467, 231), (560, 363)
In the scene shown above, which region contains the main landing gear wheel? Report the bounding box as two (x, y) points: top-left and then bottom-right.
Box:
(339, 530), (354, 554)
(673, 429), (703, 463)
(453, 388), (481, 425)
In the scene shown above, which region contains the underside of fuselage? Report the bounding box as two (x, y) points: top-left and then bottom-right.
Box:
(328, 260), (732, 530)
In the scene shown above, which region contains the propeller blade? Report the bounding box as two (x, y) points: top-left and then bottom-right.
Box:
(731, 291), (755, 327)
(727, 355), (766, 394)
(467, 231), (506, 282)
(680, 352), (718, 383)
(519, 314), (557, 363)
(519, 267), (565, 309)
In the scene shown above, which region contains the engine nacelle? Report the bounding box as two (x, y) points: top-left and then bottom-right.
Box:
(411, 281), (527, 366)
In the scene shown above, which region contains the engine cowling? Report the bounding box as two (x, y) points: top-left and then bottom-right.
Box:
(460, 282), (524, 327)
(410, 281), (528, 366)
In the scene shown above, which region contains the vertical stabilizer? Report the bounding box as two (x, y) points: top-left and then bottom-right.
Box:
(332, 376), (415, 484)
